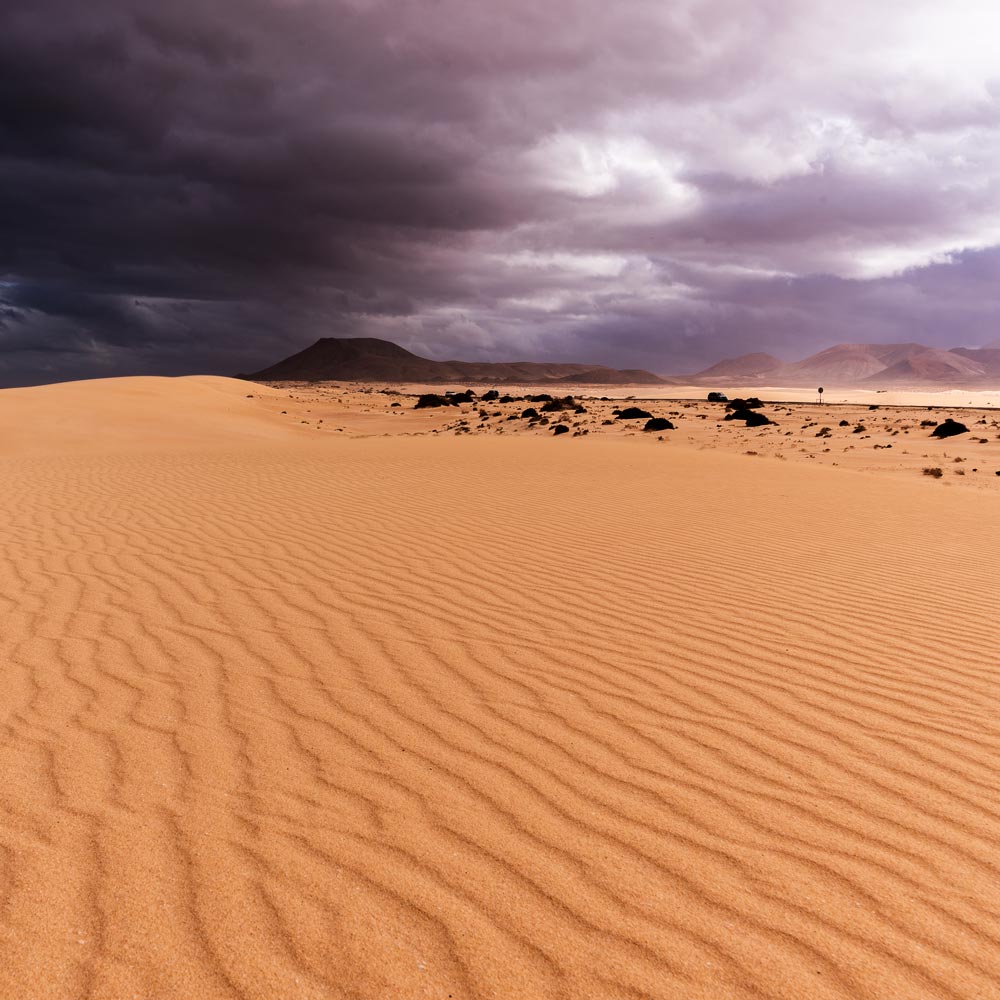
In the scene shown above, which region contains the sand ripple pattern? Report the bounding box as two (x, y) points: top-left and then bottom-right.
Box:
(2, 436), (1000, 999)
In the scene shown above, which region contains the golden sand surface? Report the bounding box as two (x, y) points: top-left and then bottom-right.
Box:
(2, 375), (1000, 999)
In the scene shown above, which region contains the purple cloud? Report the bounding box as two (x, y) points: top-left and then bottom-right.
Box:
(2, 0), (999, 384)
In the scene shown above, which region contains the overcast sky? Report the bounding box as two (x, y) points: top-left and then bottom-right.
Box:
(4, 0), (1000, 384)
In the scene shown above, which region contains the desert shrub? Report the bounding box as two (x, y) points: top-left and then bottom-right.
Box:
(923, 467), (944, 478)
(552, 425), (570, 436)
(616, 406), (653, 420)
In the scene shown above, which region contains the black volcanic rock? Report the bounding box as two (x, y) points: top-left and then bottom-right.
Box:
(644, 417), (674, 431)
(725, 407), (774, 426)
(246, 337), (666, 384)
(414, 393), (458, 408)
(931, 418), (969, 438)
(540, 396), (576, 412)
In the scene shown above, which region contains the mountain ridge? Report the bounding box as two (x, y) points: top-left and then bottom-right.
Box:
(690, 342), (1000, 386)
(243, 337), (668, 384)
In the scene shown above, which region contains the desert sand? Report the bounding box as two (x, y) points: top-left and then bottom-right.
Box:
(2, 375), (1000, 999)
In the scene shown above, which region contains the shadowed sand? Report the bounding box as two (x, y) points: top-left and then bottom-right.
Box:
(2, 376), (1000, 998)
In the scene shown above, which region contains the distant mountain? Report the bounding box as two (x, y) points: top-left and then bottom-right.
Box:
(778, 343), (927, 382)
(693, 352), (784, 379)
(690, 342), (1000, 386)
(243, 337), (667, 384)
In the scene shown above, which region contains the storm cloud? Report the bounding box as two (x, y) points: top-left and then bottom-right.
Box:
(3, 0), (1000, 384)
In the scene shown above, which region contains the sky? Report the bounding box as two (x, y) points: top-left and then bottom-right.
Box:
(4, 0), (1000, 385)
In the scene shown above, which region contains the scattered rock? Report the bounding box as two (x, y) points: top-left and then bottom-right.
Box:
(616, 406), (653, 420)
(552, 424), (570, 435)
(414, 393), (457, 408)
(724, 408), (773, 426)
(931, 418), (968, 438)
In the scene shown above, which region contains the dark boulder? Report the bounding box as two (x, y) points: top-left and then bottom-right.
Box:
(414, 393), (457, 408)
(725, 397), (764, 411)
(552, 424), (570, 435)
(541, 396), (577, 412)
(931, 419), (969, 438)
(616, 406), (653, 420)
(644, 417), (674, 431)
(520, 407), (538, 419)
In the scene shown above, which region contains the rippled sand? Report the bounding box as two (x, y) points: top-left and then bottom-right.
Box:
(2, 376), (999, 999)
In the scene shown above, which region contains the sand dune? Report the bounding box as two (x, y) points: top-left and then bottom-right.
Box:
(2, 377), (1000, 998)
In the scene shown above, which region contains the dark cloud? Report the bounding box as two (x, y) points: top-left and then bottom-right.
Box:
(2, 0), (999, 385)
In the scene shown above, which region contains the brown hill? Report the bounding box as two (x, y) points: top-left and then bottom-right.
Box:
(691, 342), (1000, 386)
(244, 338), (667, 385)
